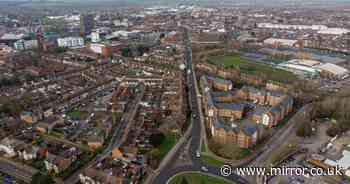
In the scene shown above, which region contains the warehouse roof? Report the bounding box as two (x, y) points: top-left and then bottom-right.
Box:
(207, 76), (232, 86)
(215, 102), (244, 111)
(317, 28), (350, 35)
(317, 63), (349, 76)
(263, 38), (298, 47)
(287, 59), (321, 67)
(278, 63), (319, 74)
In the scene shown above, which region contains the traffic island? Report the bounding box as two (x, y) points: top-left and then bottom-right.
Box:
(168, 172), (234, 184)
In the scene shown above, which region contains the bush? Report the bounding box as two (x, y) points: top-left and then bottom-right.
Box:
(326, 125), (342, 137)
(31, 173), (55, 184)
(296, 121), (312, 137)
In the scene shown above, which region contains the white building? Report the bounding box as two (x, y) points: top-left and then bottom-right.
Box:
(0, 137), (38, 160)
(17, 146), (39, 161)
(317, 63), (349, 79)
(57, 37), (84, 48)
(257, 23), (350, 35)
(257, 23), (328, 30)
(278, 59), (320, 76)
(0, 33), (24, 41)
(44, 160), (59, 174)
(79, 174), (102, 184)
(14, 39), (38, 51)
(317, 28), (350, 35)
(113, 18), (129, 27)
(13, 40), (24, 50)
(0, 141), (16, 158)
(91, 32), (101, 43)
(263, 38), (298, 47)
(89, 43), (106, 54)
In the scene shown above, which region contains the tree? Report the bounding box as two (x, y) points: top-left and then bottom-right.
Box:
(326, 125), (341, 137)
(148, 148), (161, 169)
(2, 99), (24, 116)
(136, 45), (150, 56)
(296, 117), (312, 137)
(31, 173), (55, 184)
(149, 132), (165, 147)
(120, 47), (132, 57)
(160, 33), (165, 39)
(22, 94), (34, 108)
(47, 47), (67, 54)
(326, 119), (350, 137)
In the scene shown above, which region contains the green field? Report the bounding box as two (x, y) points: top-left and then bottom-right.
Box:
(208, 55), (296, 83)
(169, 172), (233, 184)
(158, 134), (178, 160)
(200, 154), (226, 168)
(208, 140), (251, 160)
(66, 110), (89, 120)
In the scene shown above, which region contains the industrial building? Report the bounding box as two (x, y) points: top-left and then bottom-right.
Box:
(277, 59), (320, 76)
(317, 63), (349, 80)
(263, 38), (298, 47)
(277, 58), (349, 79)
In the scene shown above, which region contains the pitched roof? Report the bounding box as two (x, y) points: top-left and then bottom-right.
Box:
(215, 102), (244, 111)
(211, 91), (233, 98)
(207, 76), (232, 86)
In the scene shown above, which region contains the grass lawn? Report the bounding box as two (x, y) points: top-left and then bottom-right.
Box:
(200, 154), (226, 168)
(157, 133), (178, 161)
(66, 110), (89, 120)
(208, 55), (296, 84)
(169, 172), (233, 184)
(201, 140), (206, 152)
(209, 140), (251, 160)
(49, 131), (65, 139)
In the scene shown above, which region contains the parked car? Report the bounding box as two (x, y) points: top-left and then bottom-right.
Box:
(201, 166), (208, 172)
(196, 151), (201, 158)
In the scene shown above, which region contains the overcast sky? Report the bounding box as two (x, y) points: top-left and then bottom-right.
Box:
(2, 0), (350, 6)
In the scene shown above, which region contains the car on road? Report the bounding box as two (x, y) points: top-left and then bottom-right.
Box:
(201, 166), (208, 172)
(196, 151), (201, 158)
(192, 114), (197, 118)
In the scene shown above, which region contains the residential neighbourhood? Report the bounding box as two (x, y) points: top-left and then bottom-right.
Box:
(0, 1), (350, 184)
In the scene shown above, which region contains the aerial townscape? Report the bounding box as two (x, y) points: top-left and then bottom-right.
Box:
(1, 0), (350, 184)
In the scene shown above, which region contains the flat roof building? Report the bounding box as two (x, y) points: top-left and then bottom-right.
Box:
(317, 63), (349, 79)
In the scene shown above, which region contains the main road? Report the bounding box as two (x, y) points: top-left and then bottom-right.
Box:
(150, 27), (249, 184)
